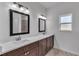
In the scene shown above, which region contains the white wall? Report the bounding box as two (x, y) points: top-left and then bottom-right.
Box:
(47, 2), (79, 55)
(0, 2), (47, 43)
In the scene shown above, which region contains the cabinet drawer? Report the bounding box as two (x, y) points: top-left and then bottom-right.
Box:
(29, 46), (39, 56)
(24, 46), (39, 56)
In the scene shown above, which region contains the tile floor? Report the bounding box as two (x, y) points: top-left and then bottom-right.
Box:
(46, 48), (78, 56)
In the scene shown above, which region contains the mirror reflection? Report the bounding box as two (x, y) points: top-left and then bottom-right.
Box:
(38, 18), (46, 32)
(40, 19), (45, 31)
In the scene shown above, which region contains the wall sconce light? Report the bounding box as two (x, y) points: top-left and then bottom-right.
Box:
(25, 8), (30, 14)
(11, 2), (18, 9)
(10, 2), (30, 14)
(19, 5), (24, 11)
(39, 15), (47, 19)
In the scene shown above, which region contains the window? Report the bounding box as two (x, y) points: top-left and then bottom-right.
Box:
(59, 14), (72, 31)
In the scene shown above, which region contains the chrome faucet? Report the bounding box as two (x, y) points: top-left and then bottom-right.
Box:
(42, 32), (46, 35)
(16, 36), (21, 41)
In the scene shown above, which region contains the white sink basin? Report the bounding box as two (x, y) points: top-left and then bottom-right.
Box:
(13, 39), (30, 44)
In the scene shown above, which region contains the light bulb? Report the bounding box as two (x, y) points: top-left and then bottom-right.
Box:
(25, 9), (30, 14)
(39, 15), (47, 19)
(39, 15), (43, 18)
(20, 7), (24, 11)
(12, 3), (17, 8)
(43, 17), (47, 19)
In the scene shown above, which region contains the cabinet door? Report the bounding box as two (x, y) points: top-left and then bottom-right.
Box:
(42, 39), (47, 55)
(52, 35), (54, 48)
(28, 47), (39, 56)
(38, 40), (43, 56)
(46, 36), (54, 52)
(50, 36), (54, 48)
(46, 37), (51, 52)
(38, 38), (47, 56)
(24, 41), (39, 56)
(24, 47), (39, 56)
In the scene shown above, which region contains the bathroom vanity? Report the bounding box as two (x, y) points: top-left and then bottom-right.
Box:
(0, 35), (54, 56)
(0, 6), (54, 56)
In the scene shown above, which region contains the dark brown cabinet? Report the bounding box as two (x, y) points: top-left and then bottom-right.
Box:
(51, 36), (54, 48)
(24, 41), (39, 56)
(1, 35), (54, 56)
(46, 36), (54, 52)
(42, 38), (47, 55)
(46, 37), (51, 52)
(39, 35), (54, 56)
(39, 38), (47, 56)
(38, 40), (43, 56)
(1, 46), (25, 56)
(24, 47), (39, 56)
(28, 47), (39, 56)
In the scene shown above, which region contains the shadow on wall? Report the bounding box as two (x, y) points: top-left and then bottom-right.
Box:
(54, 35), (60, 48)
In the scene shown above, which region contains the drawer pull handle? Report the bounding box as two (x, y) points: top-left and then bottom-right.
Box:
(25, 52), (29, 55)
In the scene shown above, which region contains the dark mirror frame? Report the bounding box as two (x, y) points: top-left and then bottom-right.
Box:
(38, 18), (46, 32)
(9, 9), (30, 36)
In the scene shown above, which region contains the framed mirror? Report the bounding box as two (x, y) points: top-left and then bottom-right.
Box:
(10, 9), (30, 36)
(38, 18), (46, 32)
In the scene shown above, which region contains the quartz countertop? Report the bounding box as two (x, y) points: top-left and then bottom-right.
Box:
(0, 33), (54, 55)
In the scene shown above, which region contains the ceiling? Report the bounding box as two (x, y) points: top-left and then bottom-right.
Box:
(40, 2), (79, 9)
(39, 2), (60, 9)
